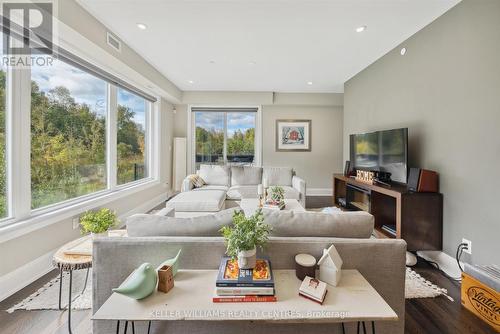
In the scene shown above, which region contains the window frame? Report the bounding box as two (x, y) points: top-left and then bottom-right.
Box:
(0, 50), (160, 229)
(187, 105), (262, 173)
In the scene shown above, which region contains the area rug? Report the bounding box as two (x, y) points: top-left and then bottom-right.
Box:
(405, 267), (452, 300)
(7, 269), (92, 313)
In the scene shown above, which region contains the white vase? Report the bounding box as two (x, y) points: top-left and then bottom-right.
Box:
(237, 247), (257, 269)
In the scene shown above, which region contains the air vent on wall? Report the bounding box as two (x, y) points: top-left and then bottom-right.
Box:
(106, 32), (122, 52)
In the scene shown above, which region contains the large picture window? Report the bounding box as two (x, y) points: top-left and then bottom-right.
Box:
(193, 109), (257, 171)
(117, 88), (148, 185)
(0, 29), (157, 226)
(31, 59), (108, 209)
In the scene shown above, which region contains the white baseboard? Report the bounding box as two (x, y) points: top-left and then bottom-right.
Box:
(0, 248), (57, 302)
(417, 250), (463, 279)
(306, 188), (333, 196)
(0, 192), (169, 302)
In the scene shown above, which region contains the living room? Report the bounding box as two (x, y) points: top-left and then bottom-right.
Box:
(0, 0), (498, 333)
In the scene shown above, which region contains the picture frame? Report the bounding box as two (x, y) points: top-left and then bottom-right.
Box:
(275, 119), (311, 152)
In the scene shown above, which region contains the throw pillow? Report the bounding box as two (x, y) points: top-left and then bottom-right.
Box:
(188, 174), (205, 188)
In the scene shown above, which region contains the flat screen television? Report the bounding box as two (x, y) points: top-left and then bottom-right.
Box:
(349, 128), (408, 184)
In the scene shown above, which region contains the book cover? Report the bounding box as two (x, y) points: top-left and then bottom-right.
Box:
(212, 295), (277, 303)
(215, 286), (275, 296)
(216, 257), (274, 287)
(298, 276), (328, 304)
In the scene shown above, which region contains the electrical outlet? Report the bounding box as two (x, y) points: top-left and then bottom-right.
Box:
(462, 238), (472, 254)
(72, 217), (80, 230)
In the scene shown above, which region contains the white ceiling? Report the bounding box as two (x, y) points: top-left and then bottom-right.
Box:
(78, 0), (460, 93)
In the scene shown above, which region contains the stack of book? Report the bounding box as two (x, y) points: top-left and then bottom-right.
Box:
(263, 200), (285, 210)
(381, 224), (396, 236)
(213, 257), (276, 303)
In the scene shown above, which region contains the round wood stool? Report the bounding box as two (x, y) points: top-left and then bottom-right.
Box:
(53, 236), (92, 334)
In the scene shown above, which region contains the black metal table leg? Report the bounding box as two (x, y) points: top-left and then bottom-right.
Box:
(116, 320), (120, 334)
(124, 321), (129, 333)
(357, 321), (360, 334)
(147, 321), (151, 334)
(341, 322), (346, 334)
(132, 321), (135, 334)
(81, 267), (90, 294)
(67, 269), (73, 334)
(371, 321), (376, 334)
(58, 268), (64, 310)
(362, 322), (367, 334)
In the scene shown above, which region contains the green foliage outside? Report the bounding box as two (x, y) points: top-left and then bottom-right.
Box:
(195, 126), (255, 163)
(220, 209), (271, 258)
(0, 69), (146, 217)
(80, 208), (118, 234)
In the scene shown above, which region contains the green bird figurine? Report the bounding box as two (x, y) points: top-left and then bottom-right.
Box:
(156, 249), (182, 276)
(112, 263), (158, 300)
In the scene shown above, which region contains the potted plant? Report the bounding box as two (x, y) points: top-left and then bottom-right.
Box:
(80, 208), (118, 236)
(269, 185), (285, 204)
(220, 209), (271, 269)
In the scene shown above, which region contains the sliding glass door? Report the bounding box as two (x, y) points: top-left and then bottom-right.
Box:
(194, 111), (225, 169)
(193, 108), (257, 171)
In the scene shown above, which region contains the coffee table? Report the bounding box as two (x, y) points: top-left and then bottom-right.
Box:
(93, 269), (397, 333)
(239, 198), (306, 216)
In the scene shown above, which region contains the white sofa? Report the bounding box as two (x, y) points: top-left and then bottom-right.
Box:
(167, 165), (306, 215)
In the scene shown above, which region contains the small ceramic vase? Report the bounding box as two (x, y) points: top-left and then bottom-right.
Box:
(238, 247), (256, 269)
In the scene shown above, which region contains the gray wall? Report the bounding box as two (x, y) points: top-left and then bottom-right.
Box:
(343, 0), (500, 264)
(262, 105), (343, 189)
(174, 92), (344, 190)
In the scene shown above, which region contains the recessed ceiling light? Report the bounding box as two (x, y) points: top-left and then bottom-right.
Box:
(307, 81), (313, 85)
(187, 80), (194, 84)
(400, 47), (407, 56)
(356, 25), (367, 33)
(209, 60), (216, 64)
(136, 23), (147, 30)
(248, 61), (256, 65)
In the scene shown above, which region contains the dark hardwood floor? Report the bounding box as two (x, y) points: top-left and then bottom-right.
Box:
(1, 196), (495, 334)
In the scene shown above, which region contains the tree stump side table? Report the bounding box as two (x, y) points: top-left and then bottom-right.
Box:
(53, 236), (92, 334)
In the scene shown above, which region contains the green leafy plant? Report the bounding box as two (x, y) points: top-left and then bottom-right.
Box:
(269, 186), (285, 203)
(220, 209), (271, 258)
(80, 208), (118, 234)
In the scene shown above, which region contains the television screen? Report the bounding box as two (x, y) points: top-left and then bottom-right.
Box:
(350, 128), (408, 183)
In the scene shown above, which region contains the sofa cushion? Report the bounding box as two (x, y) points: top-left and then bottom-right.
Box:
(263, 167), (293, 186)
(231, 166), (262, 186)
(263, 210), (374, 238)
(127, 208), (237, 237)
(198, 164), (230, 186)
(227, 185), (258, 200)
(195, 185), (229, 192)
(166, 189), (226, 212)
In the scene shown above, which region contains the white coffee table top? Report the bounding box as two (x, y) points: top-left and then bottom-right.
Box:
(93, 269), (397, 323)
(239, 198), (305, 217)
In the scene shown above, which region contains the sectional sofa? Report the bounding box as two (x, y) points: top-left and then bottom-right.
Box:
(166, 165), (306, 216)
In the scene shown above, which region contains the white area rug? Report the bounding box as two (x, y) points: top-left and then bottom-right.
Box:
(405, 267), (452, 300)
(7, 265), (449, 312)
(7, 269), (92, 313)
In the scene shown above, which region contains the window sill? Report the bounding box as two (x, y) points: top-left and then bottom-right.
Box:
(0, 179), (164, 244)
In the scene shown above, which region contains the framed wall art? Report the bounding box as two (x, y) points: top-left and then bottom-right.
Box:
(275, 119), (311, 152)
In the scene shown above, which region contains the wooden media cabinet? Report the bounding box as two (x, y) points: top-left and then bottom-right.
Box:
(333, 174), (443, 251)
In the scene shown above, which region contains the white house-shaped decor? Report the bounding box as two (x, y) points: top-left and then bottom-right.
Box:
(318, 244), (343, 286)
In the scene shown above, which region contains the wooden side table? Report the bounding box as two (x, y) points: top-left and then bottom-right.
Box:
(53, 236), (92, 334)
